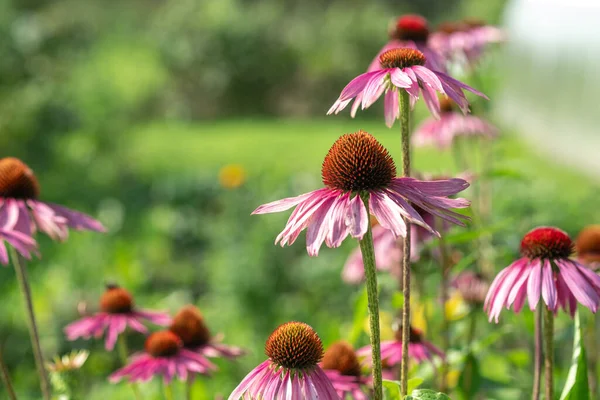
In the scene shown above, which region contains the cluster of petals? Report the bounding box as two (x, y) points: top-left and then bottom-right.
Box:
(430, 23), (505, 67)
(484, 256), (600, 322)
(253, 177), (469, 256)
(413, 113), (498, 149)
(357, 336), (444, 366)
(65, 309), (171, 351)
(228, 360), (340, 400)
(322, 369), (370, 400)
(0, 210), (37, 265)
(327, 56), (487, 127)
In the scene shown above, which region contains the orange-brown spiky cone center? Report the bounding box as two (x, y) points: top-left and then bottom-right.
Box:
(322, 130), (396, 192)
(391, 14), (429, 42)
(0, 157), (40, 199)
(265, 322), (323, 370)
(321, 341), (361, 377)
(379, 48), (427, 70)
(395, 326), (423, 343)
(99, 286), (134, 314)
(169, 305), (211, 348)
(576, 225), (600, 264)
(145, 331), (182, 358)
(520, 227), (573, 260)
(439, 97), (455, 114)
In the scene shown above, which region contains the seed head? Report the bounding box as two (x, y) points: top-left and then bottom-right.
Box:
(169, 305), (211, 348)
(322, 131), (396, 192)
(99, 285), (134, 314)
(439, 97), (455, 114)
(265, 322), (323, 370)
(520, 227), (573, 260)
(145, 331), (182, 358)
(0, 157), (40, 199)
(379, 48), (427, 70)
(390, 15), (429, 42)
(321, 341), (361, 377)
(395, 325), (423, 343)
(576, 225), (600, 265)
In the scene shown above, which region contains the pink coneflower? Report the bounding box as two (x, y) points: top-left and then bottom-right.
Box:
(576, 225), (600, 270)
(452, 271), (490, 306)
(0, 217), (37, 265)
(321, 341), (371, 400)
(342, 208), (437, 284)
(252, 131), (470, 256)
(367, 15), (446, 73)
(64, 285), (171, 350)
(357, 326), (444, 366)
(484, 227), (600, 322)
(328, 49), (486, 127)
(109, 330), (217, 384)
(0, 157), (105, 242)
(413, 98), (498, 149)
(229, 322), (339, 400)
(169, 305), (244, 360)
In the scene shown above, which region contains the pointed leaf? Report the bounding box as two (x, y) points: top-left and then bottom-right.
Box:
(458, 352), (481, 399)
(559, 311), (590, 400)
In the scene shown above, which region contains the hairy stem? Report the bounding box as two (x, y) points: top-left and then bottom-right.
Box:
(358, 193), (383, 400)
(11, 248), (51, 400)
(438, 221), (451, 393)
(0, 345), (17, 400)
(118, 336), (143, 400)
(543, 307), (554, 400)
(399, 88), (412, 397)
(532, 306), (542, 400)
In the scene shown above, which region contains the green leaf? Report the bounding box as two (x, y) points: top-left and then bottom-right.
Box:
(348, 287), (369, 345)
(405, 388), (452, 400)
(407, 377), (424, 393)
(458, 352), (481, 399)
(383, 379), (401, 400)
(559, 311), (590, 400)
(392, 291), (404, 310)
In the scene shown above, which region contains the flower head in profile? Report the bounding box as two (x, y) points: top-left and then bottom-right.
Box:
(229, 322), (339, 400)
(357, 326), (444, 367)
(452, 271), (490, 306)
(576, 225), (600, 269)
(64, 284), (172, 350)
(110, 330), (217, 384)
(328, 49), (486, 127)
(321, 341), (371, 400)
(413, 98), (498, 149)
(169, 305), (244, 360)
(0, 214), (37, 265)
(253, 131), (470, 256)
(0, 157), (105, 242)
(485, 227), (600, 322)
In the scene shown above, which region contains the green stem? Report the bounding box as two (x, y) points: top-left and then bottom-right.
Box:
(186, 378), (193, 400)
(467, 309), (478, 345)
(399, 88), (412, 398)
(543, 307), (554, 400)
(358, 193), (383, 400)
(437, 220), (451, 393)
(532, 306), (542, 400)
(10, 248), (51, 400)
(118, 336), (143, 400)
(0, 345), (17, 400)
(163, 383), (174, 400)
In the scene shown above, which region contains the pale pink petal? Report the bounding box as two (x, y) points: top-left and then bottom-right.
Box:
(527, 260), (542, 310)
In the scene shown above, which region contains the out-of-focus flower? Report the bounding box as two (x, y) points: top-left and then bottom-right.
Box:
(413, 98), (498, 149)
(368, 15), (446, 73)
(219, 164), (246, 189)
(228, 322), (339, 400)
(0, 157), (105, 242)
(169, 305), (244, 360)
(452, 271), (490, 307)
(485, 227), (600, 322)
(328, 48), (487, 127)
(357, 326), (444, 366)
(64, 284), (171, 350)
(109, 330), (217, 384)
(321, 341), (371, 400)
(575, 225), (600, 269)
(46, 350), (89, 373)
(445, 291), (469, 321)
(253, 131), (470, 256)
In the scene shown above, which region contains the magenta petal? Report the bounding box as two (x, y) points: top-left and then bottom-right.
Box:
(252, 191), (315, 214)
(421, 83), (441, 119)
(347, 194), (368, 240)
(390, 69), (412, 88)
(527, 260), (542, 310)
(541, 260), (557, 310)
(384, 90), (399, 128)
(412, 66), (444, 92)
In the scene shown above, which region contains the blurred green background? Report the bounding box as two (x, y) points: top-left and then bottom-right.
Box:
(1, 0), (599, 399)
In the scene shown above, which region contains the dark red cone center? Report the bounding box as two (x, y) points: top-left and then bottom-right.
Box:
(265, 322), (323, 370)
(0, 157), (40, 199)
(169, 305), (211, 348)
(391, 15), (430, 42)
(520, 227), (573, 260)
(145, 331), (182, 358)
(321, 341), (361, 377)
(576, 225), (600, 264)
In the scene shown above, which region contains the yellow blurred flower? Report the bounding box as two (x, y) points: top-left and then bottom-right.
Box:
(363, 311), (395, 340)
(445, 292), (469, 321)
(412, 302), (429, 334)
(446, 369), (461, 389)
(218, 164), (246, 189)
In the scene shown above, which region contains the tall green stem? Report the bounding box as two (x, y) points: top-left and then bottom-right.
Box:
(532, 306), (543, 400)
(0, 345), (17, 400)
(399, 89), (412, 397)
(358, 193), (382, 400)
(117, 336), (143, 400)
(543, 307), (554, 400)
(163, 383), (174, 400)
(10, 248), (51, 400)
(437, 220), (451, 393)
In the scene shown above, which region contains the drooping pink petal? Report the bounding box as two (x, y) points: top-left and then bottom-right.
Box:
(541, 259), (557, 310)
(46, 203), (106, 232)
(369, 191), (407, 239)
(384, 89), (399, 128)
(347, 193), (368, 239)
(527, 260), (542, 310)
